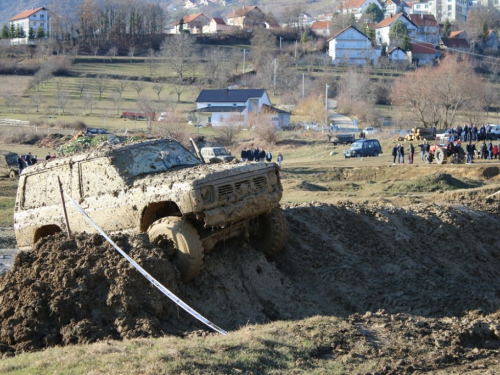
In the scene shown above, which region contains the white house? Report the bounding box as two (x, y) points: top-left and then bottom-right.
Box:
(341, 0), (383, 19)
(409, 1), (431, 15)
(328, 25), (381, 65)
(311, 21), (332, 36)
(409, 42), (436, 65)
(383, 0), (411, 18)
(202, 18), (233, 33)
(9, 7), (50, 45)
(171, 13), (209, 34)
(387, 46), (407, 61)
(375, 13), (417, 46)
(194, 89), (290, 128)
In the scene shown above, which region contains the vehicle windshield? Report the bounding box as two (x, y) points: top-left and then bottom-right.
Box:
(4, 153), (18, 165)
(111, 140), (201, 178)
(213, 148), (229, 156)
(351, 141), (364, 150)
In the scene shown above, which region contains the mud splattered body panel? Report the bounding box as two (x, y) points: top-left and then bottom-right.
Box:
(14, 139), (283, 250)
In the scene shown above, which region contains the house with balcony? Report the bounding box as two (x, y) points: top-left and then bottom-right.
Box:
(194, 89), (290, 128)
(375, 13), (417, 46)
(408, 14), (438, 43)
(9, 7), (50, 45)
(328, 25), (381, 65)
(383, 0), (411, 18)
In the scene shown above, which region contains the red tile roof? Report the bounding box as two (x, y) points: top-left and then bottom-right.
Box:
(408, 14), (437, 27)
(212, 17), (226, 25)
(227, 6), (259, 18)
(440, 37), (470, 49)
(388, 46), (405, 54)
(411, 42), (435, 54)
(449, 30), (465, 38)
(342, 0), (367, 9)
(9, 7), (46, 21)
(175, 13), (208, 25)
(376, 13), (408, 28)
(311, 21), (332, 30)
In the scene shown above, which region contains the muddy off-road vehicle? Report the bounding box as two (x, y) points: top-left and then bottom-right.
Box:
(14, 139), (286, 281)
(0, 150), (19, 178)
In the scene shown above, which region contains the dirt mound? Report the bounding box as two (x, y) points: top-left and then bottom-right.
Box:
(36, 134), (73, 149)
(2, 202), (500, 355)
(0, 233), (184, 354)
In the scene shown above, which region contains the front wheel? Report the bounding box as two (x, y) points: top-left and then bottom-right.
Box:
(250, 207), (287, 256)
(9, 170), (17, 179)
(148, 217), (204, 282)
(373, 151), (379, 157)
(435, 148), (447, 164)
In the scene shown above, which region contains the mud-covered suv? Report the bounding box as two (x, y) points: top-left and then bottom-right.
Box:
(0, 151), (19, 178)
(343, 139), (382, 158)
(14, 139), (286, 281)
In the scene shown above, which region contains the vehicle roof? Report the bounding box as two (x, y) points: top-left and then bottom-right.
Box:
(20, 138), (182, 175)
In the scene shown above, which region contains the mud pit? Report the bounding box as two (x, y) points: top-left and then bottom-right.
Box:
(2, 201), (500, 370)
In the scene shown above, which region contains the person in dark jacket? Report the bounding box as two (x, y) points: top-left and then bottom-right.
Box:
(252, 147), (259, 161)
(17, 155), (26, 175)
(409, 143), (415, 164)
(392, 145), (397, 165)
(258, 148), (265, 162)
(265, 150), (272, 162)
(240, 147), (248, 162)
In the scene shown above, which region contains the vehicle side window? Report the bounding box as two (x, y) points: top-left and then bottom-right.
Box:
(363, 143), (368, 149)
(80, 159), (121, 198)
(367, 141), (374, 148)
(23, 165), (72, 209)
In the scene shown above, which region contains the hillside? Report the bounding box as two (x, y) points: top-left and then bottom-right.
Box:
(0, 0), (335, 29)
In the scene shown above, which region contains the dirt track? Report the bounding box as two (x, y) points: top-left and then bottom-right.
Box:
(2, 197), (500, 371)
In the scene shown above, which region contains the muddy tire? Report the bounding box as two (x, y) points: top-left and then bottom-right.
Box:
(435, 148), (447, 164)
(250, 207), (287, 255)
(9, 170), (17, 179)
(424, 152), (433, 164)
(148, 217), (204, 282)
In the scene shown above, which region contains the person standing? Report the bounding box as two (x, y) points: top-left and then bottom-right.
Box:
(17, 155), (26, 175)
(400, 143), (405, 164)
(258, 147), (265, 162)
(409, 143), (414, 164)
(253, 147), (259, 162)
(277, 153), (283, 168)
(488, 140), (493, 160)
(392, 145), (397, 165)
(240, 147), (248, 162)
(419, 141), (427, 161)
(265, 150), (272, 162)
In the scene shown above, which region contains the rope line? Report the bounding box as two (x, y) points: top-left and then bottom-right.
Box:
(61, 188), (228, 335)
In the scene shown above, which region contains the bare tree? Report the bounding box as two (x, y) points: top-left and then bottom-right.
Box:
(216, 114), (242, 145)
(92, 45), (99, 57)
(152, 82), (165, 100)
(54, 78), (64, 93)
(55, 90), (70, 114)
(172, 79), (186, 102)
(76, 76), (88, 98)
(3, 92), (18, 113)
(154, 108), (190, 143)
(130, 78), (146, 98)
(337, 67), (372, 113)
(204, 47), (233, 88)
(137, 99), (156, 131)
(30, 93), (45, 112)
(112, 92), (124, 115)
(108, 46), (118, 61)
(160, 34), (197, 80)
(113, 80), (128, 99)
(95, 75), (109, 99)
(128, 46), (136, 61)
(82, 89), (96, 114)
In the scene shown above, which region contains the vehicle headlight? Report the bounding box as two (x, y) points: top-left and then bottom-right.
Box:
(200, 186), (214, 204)
(268, 171), (278, 186)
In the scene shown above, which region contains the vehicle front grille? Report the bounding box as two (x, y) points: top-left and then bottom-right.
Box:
(218, 176), (268, 201)
(253, 176), (267, 192)
(218, 184), (233, 200)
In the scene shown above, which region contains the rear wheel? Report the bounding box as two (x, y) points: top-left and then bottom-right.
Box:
(250, 207), (287, 256)
(148, 217), (204, 282)
(373, 150), (379, 157)
(9, 170), (17, 179)
(356, 153), (362, 158)
(435, 148), (447, 164)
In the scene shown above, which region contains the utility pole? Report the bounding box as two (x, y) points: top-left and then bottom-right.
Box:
(325, 84), (329, 128)
(295, 40), (297, 59)
(279, 37), (283, 50)
(273, 58), (277, 96)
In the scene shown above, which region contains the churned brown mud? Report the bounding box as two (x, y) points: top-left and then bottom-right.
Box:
(1, 200), (500, 369)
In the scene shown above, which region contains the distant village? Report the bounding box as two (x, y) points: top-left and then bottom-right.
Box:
(1, 0), (499, 67)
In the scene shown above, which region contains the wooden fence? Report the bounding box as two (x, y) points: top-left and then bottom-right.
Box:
(0, 119), (76, 135)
